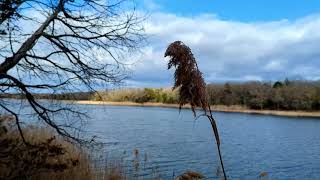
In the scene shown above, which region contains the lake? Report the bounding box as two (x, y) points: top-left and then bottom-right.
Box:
(5, 101), (320, 180)
(75, 104), (320, 180)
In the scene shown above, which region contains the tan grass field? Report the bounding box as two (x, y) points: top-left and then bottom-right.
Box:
(74, 101), (320, 118)
(0, 125), (139, 180)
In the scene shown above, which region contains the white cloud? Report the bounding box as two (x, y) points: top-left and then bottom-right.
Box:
(264, 61), (285, 71)
(243, 75), (263, 81)
(127, 12), (320, 87)
(5, 5), (320, 88)
(143, 0), (162, 11)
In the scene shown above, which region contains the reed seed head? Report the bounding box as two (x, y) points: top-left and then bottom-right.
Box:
(165, 41), (209, 116)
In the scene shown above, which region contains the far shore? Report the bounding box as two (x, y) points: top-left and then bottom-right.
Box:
(73, 100), (320, 118)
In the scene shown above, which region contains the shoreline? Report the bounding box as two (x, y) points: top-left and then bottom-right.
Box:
(73, 100), (320, 118)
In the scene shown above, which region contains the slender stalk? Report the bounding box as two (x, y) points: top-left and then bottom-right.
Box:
(217, 143), (227, 180)
(208, 107), (227, 180)
(164, 41), (227, 179)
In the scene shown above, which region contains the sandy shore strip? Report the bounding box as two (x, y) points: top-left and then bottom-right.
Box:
(72, 101), (320, 118)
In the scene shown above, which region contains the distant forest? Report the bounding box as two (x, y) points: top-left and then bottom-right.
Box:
(3, 79), (320, 111)
(206, 80), (320, 111)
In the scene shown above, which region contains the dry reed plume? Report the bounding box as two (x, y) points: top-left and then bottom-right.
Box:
(165, 41), (227, 179)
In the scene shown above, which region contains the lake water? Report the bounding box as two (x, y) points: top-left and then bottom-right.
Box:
(78, 104), (320, 180)
(4, 101), (320, 179)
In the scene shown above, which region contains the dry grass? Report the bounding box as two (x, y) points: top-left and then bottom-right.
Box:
(74, 101), (320, 118)
(0, 123), (162, 180)
(177, 171), (205, 180)
(2, 116), (207, 180)
(19, 127), (94, 180)
(0, 124), (96, 180)
(91, 88), (178, 104)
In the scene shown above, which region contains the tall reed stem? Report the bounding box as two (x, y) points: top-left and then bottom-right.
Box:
(164, 41), (227, 179)
(207, 107), (227, 180)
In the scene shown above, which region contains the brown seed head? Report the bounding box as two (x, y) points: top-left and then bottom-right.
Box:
(164, 41), (208, 116)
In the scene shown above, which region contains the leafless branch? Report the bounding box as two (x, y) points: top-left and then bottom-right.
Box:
(0, 0), (144, 145)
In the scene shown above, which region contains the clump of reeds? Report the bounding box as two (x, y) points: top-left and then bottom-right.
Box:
(165, 41), (227, 179)
(0, 123), (90, 179)
(0, 117), (164, 180)
(178, 171), (205, 180)
(0, 118), (126, 180)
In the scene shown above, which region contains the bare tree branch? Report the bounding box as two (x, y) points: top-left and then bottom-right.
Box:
(0, 0), (144, 145)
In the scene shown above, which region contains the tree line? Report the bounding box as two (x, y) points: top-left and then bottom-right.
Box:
(97, 80), (320, 111)
(4, 79), (320, 111)
(207, 80), (320, 111)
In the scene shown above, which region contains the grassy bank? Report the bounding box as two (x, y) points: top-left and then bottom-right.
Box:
(0, 125), (117, 180)
(74, 101), (320, 118)
(0, 122), (166, 180)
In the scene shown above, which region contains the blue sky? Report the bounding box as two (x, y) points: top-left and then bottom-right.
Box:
(121, 1), (320, 87)
(6, 0), (320, 91)
(139, 0), (320, 21)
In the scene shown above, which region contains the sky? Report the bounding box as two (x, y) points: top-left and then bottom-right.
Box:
(122, 0), (320, 87)
(140, 0), (320, 21)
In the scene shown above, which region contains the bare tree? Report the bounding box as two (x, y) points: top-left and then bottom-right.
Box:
(0, 0), (144, 144)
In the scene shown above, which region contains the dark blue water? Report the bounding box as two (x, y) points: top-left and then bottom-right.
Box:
(78, 104), (320, 180)
(3, 100), (320, 179)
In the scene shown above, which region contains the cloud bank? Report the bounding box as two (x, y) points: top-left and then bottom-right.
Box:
(126, 13), (320, 87)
